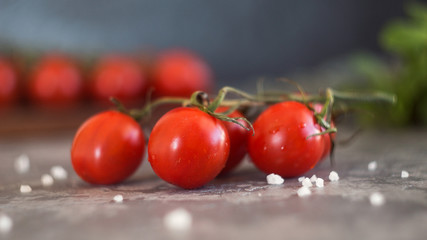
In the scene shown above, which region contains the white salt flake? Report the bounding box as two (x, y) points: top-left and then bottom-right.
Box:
(0, 214), (13, 234)
(20, 185), (32, 193)
(301, 178), (313, 187)
(298, 176), (305, 182)
(14, 154), (30, 174)
(41, 174), (54, 187)
(315, 178), (324, 188)
(113, 194), (124, 203)
(370, 192), (385, 206)
(368, 161), (377, 171)
(257, 193), (262, 197)
(310, 175), (317, 183)
(401, 170), (409, 178)
(266, 173), (284, 185)
(297, 186), (312, 197)
(164, 208), (192, 231)
(50, 166), (68, 180)
(329, 171), (339, 181)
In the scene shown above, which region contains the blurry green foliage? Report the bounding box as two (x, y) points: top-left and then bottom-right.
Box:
(351, 2), (427, 127)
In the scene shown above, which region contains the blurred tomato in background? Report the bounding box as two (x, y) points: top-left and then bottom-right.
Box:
(152, 49), (212, 98)
(28, 54), (83, 108)
(90, 55), (147, 105)
(0, 57), (19, 108)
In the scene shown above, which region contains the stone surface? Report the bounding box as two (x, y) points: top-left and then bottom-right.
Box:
(0, 129), (426, 240)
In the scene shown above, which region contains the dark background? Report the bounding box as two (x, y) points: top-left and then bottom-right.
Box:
(0, 0), (405, 83)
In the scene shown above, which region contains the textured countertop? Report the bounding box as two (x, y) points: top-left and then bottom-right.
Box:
(0, 128), (426, 240)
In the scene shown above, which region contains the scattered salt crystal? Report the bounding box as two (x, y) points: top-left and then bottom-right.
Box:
(113, 194), (124, 203)
(41, 174), (54, 187)
(310, 175), (317, 183)
(301, 178), (313, 187)
(266, 173), (284, 185)
(257, 193), (262, 197)
(298, 176), (305, 182)
(368, 161), (377, 171)
(14, 154), (30, 174)
(297, 187), (311, 197)
(50, 166), (68, 180)
(369, 192), (385, 206)
(0, 214), (13, 234)
(315, 178), (324, 188)
(20, 185), (32, 193)
(401, 170), (409, 178)
(329, 171), (339, 181)
(164, 208), (192, 231)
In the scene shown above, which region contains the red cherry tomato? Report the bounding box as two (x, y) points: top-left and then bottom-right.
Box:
(215, 107), (250, 175)
(148, 107), (229, 189)
(0, 58), (18, 107)
(29, 55), (83, 107)
(71, 111), (145, 184)
(152, 49), (212, 98)
(313, 103), (336, 160)
(248, 101), (325, 177)
(91, 56), (147, 104)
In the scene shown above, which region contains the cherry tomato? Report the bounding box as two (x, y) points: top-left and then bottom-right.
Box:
(0, 58), (19, 107)
(148, 107), (229, 189)
(215, 107), (250, 175)
(91, 55), (147, 104)
(71, 111), (145, 184)
(313, 103), (336, 160)
(152, 49), (212, 98)
(29, 55), (83, 107)
(248, 101), (325, 177)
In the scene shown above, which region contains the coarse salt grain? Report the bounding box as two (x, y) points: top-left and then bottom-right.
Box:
(310, 175), (317, 183)
(113, 194), (124, 203)
(163, 208), (192, 231)
(20, 185), (32, 193)
(41, 174), (54, 187)
(329, 171), (339, 182)
(0, 214), (13, 234)
(315, 178), (324, 188)
(50, 166), (68, 180)
(297, 187), (311, 197)
(401, 170), (409, 178)
(298, 176), (305, 182)
(368, 161), (377, 171)
(266, 173), (284, 185)
(301, 178), (313, 187)
(14, 154), (30, 174)
(370, 192), (385, 206)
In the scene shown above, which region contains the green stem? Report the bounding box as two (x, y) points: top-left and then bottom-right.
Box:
(331, 90), (396, 104)
(121, 86), (396, 125)
(208, 86), (258, 112)
(110, 97), (129, 114)
(129, 97), (189, 122)
(260, 91), (325, 102)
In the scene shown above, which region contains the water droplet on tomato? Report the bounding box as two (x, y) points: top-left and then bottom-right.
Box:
(280, 146), (285, 151)
(299, 123), (306, 128)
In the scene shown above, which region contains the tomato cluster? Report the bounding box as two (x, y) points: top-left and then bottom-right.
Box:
(0, 49), (212, 109)
(71, 95), (335, 189)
